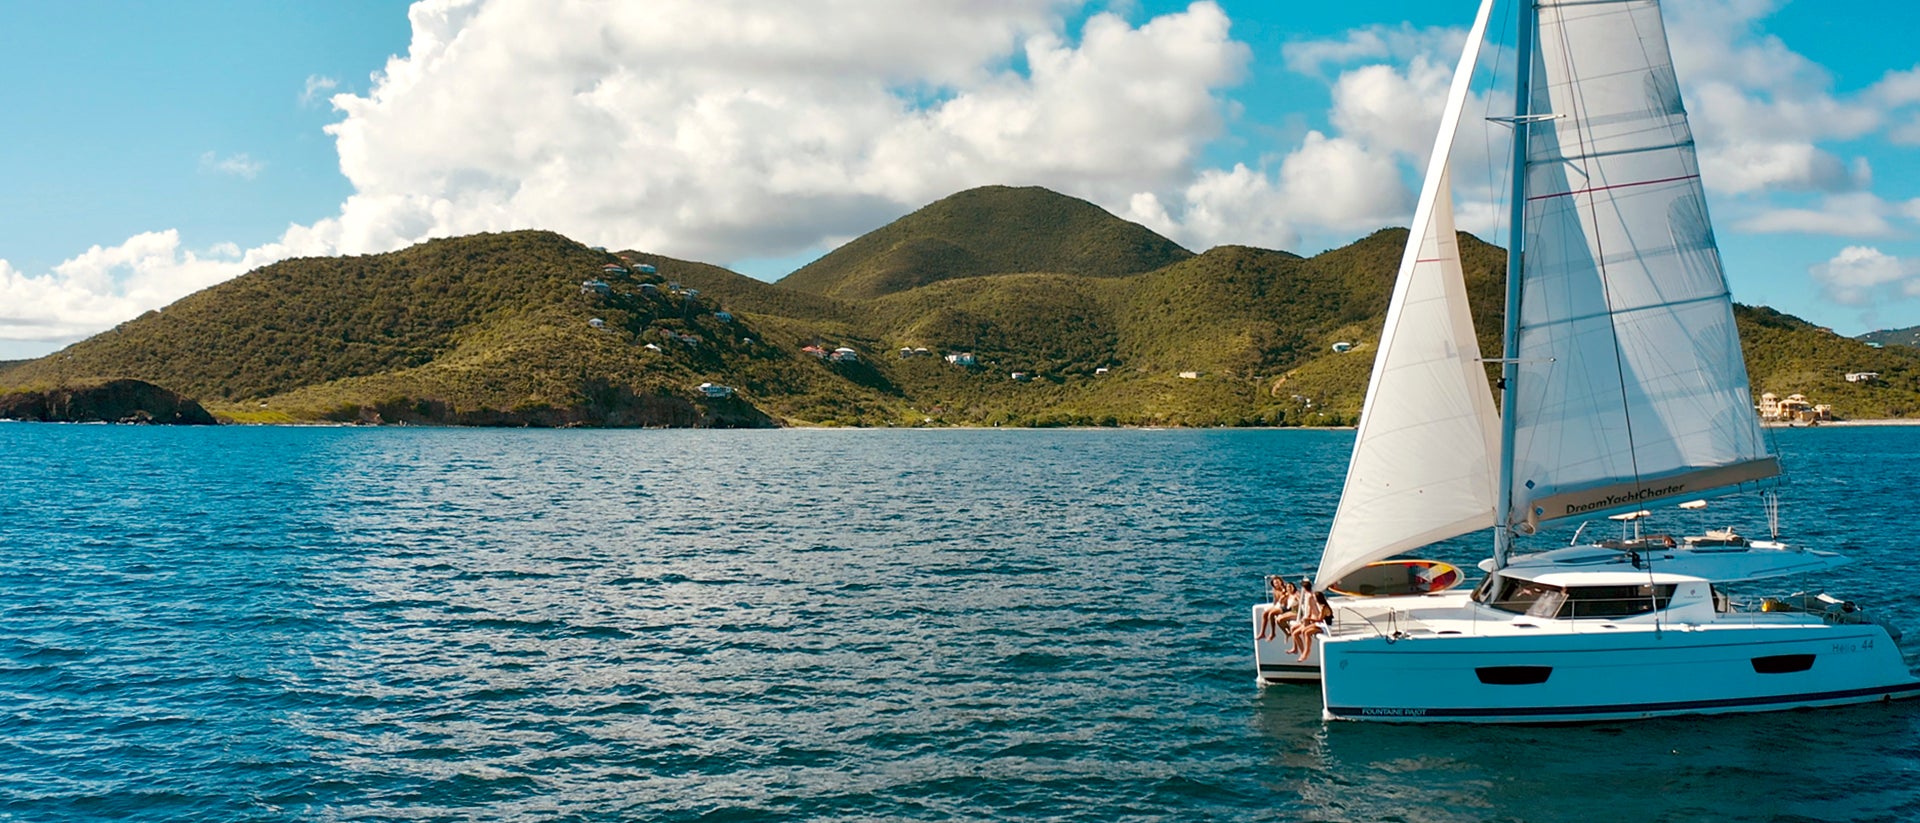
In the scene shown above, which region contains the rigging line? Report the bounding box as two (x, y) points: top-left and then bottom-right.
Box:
(1482, 0), (1516, 277)
(1553, 1), (1647, 494)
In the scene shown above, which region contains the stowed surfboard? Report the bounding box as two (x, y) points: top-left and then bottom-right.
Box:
(1326, 559), (1463, 597)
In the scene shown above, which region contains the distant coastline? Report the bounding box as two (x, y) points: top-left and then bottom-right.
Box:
(1767, 418), (1920, 428)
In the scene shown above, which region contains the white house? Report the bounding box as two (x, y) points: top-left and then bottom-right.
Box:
(698, 382), (735, 398)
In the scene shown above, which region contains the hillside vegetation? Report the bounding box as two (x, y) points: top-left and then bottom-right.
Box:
(1858, 324), (1920, 350)
(779, 186), (1193, 300)
(1, 185), (1912, 426)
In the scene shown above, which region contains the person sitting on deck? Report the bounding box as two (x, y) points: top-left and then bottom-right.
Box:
(1257, 575), (1297, 641)
(1284, 577), (1315, 654)
(1290, 589), (1334, 662)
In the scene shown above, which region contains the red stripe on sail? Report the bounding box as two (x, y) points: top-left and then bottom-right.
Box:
(1526, 174), (1700, 202)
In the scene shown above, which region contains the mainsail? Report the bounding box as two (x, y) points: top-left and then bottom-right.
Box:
(1314, 0), (1499, 590)
(1506, 0), (1775, 531)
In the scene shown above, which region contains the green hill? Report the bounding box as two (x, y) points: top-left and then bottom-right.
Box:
(778, 185), (1194, 300)
(3, 184), (1915, 427)
(1858, 324), (1920, 350)
(1740, 305), (1920, 418)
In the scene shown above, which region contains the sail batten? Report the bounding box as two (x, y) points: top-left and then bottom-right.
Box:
(1504, 0), (1774, 527)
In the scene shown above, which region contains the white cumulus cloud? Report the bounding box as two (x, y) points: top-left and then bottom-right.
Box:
(0, 231), (247, 349)
(1810, 246), (1920, 305)
(313, 0), (1250, 263)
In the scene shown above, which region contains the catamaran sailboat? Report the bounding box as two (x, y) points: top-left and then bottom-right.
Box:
(1251, 0), (1920, 722)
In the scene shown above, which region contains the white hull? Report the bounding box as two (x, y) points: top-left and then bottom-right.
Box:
(1321, 621), (1919, 723)
(1255, 588), (1920, 722)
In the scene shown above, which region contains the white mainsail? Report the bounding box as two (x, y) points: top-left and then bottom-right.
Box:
(1506, 0), (1775, 531)
(1314, 0), (1499, 590)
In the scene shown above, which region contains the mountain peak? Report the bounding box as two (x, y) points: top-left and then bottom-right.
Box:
(777, 185), (1192, 299)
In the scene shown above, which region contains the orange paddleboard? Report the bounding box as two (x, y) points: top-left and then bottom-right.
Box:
(1327, 559), (1463, 597)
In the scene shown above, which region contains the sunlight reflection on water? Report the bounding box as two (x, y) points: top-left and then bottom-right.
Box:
(1, 425), (1916, 821)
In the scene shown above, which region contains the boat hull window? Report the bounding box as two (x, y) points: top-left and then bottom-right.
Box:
(1751, 654), (1816, 674)
(1476, 666), (1553, 685)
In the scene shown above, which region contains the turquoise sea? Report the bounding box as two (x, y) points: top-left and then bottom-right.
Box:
(2, 424), (1917, 821)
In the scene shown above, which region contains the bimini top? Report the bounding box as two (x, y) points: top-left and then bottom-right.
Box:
(1481, 542), (1849, 583)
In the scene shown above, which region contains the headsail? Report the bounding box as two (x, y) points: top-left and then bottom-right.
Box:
(1506, 0), (1775, 531)
(1314, 0), (1499, 590)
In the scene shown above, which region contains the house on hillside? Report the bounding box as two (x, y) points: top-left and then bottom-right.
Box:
(945, 352), (976, 367)
(602, 263), (628, 275)
(698, 382), (735, 398)
(831, 347), (859, 362)
(1758, 392), (1831, 423)
(639, 282), (659, 295)
(1179, 371), (1200, 379)
(580, 280), (611, 295)
(588, 318), (606, 329)
(802, 345), (828, 359)
(1094, 367), (1110, 376)
(714, 311), (733, 323)
(637, 264), (658, 275)
(1010, 372), (1030, 382)
(1846, 371), (1881, 383)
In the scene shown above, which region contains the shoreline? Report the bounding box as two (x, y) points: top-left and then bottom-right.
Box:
(1765, 418), (1920, 428)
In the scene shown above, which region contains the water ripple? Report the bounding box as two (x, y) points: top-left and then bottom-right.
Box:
(1, 426), (1918, 820)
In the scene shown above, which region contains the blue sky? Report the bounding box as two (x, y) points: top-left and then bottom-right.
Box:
(3, 0), (1918, 359)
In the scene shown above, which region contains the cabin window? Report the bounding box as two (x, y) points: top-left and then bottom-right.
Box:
(1479, 577), (1567, 616)
(1559, 584), (1677, 618)
(1477, 579), (1676, 618)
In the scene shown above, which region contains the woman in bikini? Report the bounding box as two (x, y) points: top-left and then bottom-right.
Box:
(1290, 588), (1333, 662)
(1257, 575), (1297, 641)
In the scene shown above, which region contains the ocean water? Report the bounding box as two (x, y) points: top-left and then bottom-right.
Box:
(2, 424), (1917, 822)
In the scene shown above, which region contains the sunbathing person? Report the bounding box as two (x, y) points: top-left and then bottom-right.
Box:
(1257, 575), (1297, 641)
(1290, 589), (1334, 662)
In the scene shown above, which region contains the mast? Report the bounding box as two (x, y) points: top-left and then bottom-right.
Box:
(1492, 0), (1535, 569)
